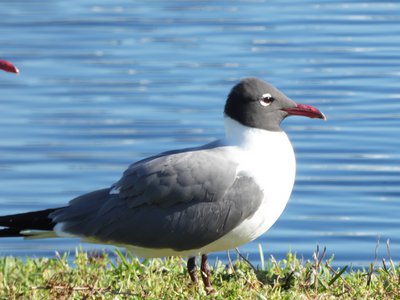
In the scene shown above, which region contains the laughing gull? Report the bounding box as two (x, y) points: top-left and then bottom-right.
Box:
(0, 78), (325, 293)
(0, 59), (19, 74)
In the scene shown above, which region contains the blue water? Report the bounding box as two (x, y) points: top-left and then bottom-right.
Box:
(1, 1), (400, 267)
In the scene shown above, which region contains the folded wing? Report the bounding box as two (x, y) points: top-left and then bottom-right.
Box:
(51, 144), (264, 251)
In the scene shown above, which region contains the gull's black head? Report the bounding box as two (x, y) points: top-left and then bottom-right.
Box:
(224, 77), (326, 132)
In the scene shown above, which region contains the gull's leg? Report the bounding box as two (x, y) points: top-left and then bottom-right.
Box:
(187, 256), (198, 284)
(200, 254), (215, 294)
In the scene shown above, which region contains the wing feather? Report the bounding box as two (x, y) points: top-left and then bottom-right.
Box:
(51, 143), (264, 251)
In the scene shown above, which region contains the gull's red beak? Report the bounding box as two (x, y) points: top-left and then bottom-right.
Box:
(282, 104), (327, 120)
(0, 59), (19, 74)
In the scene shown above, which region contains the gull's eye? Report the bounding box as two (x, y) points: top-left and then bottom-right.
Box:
(259, 93), (274, 107)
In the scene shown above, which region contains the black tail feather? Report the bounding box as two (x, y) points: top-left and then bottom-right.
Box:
(0, 227), (25, 237)
(0, 208), (61, 236)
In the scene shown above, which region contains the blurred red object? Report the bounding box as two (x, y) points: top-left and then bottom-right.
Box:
(0, 59), (19, 74)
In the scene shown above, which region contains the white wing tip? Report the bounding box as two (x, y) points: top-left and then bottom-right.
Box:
(110, 186), (120, 195)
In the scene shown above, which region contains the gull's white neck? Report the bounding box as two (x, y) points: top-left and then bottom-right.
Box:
(223, 115), (296, 182)
(224, 116), (289, 150)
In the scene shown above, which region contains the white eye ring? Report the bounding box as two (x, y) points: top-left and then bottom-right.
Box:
(259, 93), (273, 107)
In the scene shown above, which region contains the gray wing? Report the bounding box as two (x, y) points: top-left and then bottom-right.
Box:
(51, 144), (264, 251)
(114, 143), (238, 207)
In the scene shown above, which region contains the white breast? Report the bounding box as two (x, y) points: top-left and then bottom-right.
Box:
(196, 116), (296, 253)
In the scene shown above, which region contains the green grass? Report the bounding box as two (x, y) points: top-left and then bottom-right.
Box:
(0, 245), (399, 299)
